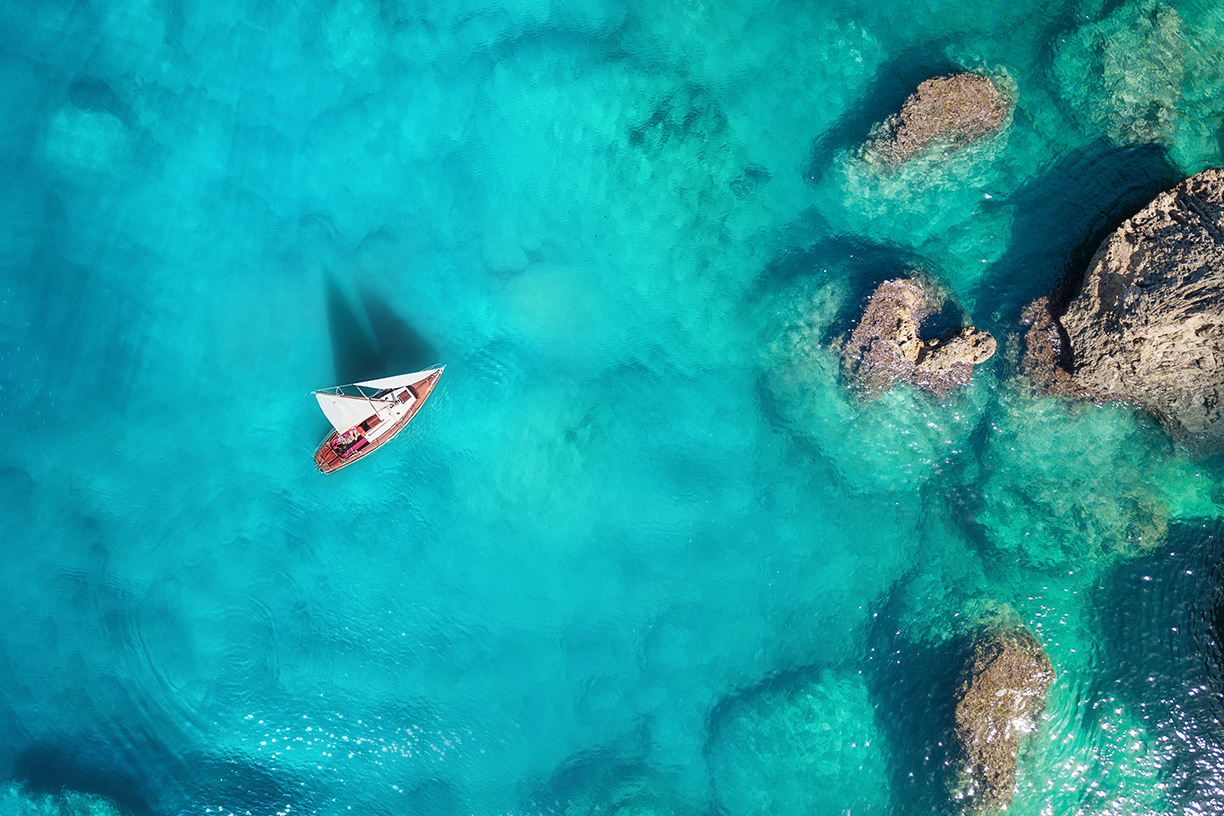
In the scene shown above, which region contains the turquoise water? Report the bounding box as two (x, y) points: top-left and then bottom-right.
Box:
(2, 0), (1224, 813)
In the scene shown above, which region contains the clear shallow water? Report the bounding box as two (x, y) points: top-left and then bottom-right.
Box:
(2, 0), (1224, 814)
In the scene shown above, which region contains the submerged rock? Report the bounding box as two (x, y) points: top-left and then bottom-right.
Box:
(843, 277), (996, 398)
(0, 783), (127, 815)
(707, 668), (890, 816)
(861, 73), (1011, 166)
(952, 628), (1053, 812)
(975, 392), (1170, 569)
(1021, 168), (1224, 450)
(1051, 0), (1184, 147)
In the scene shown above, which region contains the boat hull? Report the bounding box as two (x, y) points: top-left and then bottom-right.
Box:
(313, 367), (443, 474)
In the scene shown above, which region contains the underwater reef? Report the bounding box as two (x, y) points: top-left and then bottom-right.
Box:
(0, 782), (128, 816)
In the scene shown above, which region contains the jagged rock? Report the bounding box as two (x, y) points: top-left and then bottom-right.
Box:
(1017, 297), (1091, 399)
(843, 277), (996, 398)
(1020, 168), (1224, 450)
(952, 629), (1054, 812)
(861, 73), (1011, 166)
(917, 326), (997, 383)
(759, 275), (992, 491)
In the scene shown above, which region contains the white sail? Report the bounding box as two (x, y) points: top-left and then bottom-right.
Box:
(355, 366), (442, 393)
(315, 392), (390, 434)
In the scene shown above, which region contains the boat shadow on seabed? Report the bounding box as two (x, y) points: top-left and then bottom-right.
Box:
(324, 277), (439, 389)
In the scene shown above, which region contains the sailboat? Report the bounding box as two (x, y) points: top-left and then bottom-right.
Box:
(312, 366), (444, 473)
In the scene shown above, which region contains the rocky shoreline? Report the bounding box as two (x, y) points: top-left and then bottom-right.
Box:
(822, 71), (1222, 810)
(1018, 168), (1224, 453)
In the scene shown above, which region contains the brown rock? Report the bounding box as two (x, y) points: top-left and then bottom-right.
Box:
(952, 629), (1054, 812)
(1017, 297), (1097, 400)
(862, 73), (1011, 166)
(1020, 168), (1224, 450)
(916, 326), (998, 385)
(843, 277), (996, 398)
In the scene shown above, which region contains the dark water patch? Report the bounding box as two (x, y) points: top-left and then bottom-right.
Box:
(918, 289), (971, 344)
(627, 82), (728, 154)
(1093, 519), (1224, 808)
(186, 752), (307, 816)
(12, 729), (307, 816)
(730, 164), (770, 198)
(757, 233), (924, 288)
(161, 0), (186, 49)
(864, 588), (967, 815)
(705, 659), (838, 735)
(14, 739), (154, 816)
(68, 77), (130, 125)
(402, 777), (465, 816)
(972, 142), (1178, 327)
(752, 234), (930, 345)
(0, 467), (34, 517)
(1096, 0), (1134, 23)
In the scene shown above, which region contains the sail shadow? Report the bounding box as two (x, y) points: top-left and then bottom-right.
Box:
(325, 277), (382, 385)
(326, 278), (440, 385)
(359, 289), (439, 374)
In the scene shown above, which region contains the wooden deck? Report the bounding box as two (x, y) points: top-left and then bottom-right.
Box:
(313, 368), (443, 474)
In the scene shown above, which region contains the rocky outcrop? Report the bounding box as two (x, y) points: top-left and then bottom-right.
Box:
(862, 73), (1011, 166)
(1018, 297), (1093, 399)
(1021, 168), (1224, 450)
(843, 277), (996, 397)
(952, 629), (1054, 812)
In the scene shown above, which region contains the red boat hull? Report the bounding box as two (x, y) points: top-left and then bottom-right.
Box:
(313, 368), (443, 474)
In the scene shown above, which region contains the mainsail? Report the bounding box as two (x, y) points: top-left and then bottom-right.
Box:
(315, 392), (392, 434)
(312, 365), (444, 473)
(354, 369), (436, 392)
